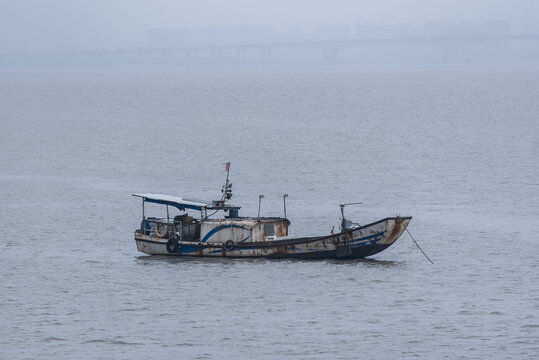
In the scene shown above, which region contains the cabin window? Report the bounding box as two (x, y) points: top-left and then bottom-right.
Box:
(264, 224), (275, 236)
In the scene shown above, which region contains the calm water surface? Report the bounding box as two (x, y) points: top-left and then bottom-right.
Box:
(1, 67), (538, 359)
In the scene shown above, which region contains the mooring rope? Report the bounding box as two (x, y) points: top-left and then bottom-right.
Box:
(406, 228), (434, 264)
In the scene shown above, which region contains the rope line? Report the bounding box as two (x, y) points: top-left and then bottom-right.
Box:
(406, 228), (434, 264)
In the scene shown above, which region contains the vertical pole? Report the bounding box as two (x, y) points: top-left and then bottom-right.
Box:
(222, 162), (231, 202)
(166, 205), (169, 223)
(258, 195), (264, 220)
(283, 194), (288, 219)
(142, 199), (145, 233)
(340, 204), (345, 232)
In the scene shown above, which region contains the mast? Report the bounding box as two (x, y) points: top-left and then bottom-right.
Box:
(221, 162), (232, 203)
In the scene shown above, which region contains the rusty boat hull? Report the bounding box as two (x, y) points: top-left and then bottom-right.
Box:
(134, 216), (412, 259)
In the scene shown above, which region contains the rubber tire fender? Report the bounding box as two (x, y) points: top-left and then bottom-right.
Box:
(166, 238), (179, 253)
(225, 240), (235, 251)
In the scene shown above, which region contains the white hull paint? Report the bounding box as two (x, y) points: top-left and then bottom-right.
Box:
(134, 217), (411, 259)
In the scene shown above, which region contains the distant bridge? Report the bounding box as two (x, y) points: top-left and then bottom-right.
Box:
(8, 34), (539, 67)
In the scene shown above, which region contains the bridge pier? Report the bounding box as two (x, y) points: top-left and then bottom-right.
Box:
(260, 45), (272, 63)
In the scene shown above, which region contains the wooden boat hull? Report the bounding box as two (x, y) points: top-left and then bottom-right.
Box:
(134, 216), (411, 259)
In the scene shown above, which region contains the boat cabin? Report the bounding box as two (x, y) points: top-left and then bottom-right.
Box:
(133, 193), (290, 245)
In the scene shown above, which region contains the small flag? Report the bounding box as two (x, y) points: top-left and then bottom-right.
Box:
(225, 162), (230, 172)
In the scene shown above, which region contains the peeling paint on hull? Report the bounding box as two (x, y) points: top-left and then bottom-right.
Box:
(134, 217), (412, 259)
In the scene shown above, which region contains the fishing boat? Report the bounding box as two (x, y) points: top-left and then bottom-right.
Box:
(133, 164), (411, 259)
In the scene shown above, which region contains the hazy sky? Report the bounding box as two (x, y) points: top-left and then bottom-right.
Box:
(1, 0), (537, 53)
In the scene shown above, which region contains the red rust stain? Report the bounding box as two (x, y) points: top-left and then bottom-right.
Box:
(388, 221), (404, 241)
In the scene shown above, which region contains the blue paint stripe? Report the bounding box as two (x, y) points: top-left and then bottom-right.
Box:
(350, 232), (384, 248)
(180, 231), (385, 254)
(201, 224), (250, 243)
(350, 232), (384, 244)
(178, 245), (195, 253)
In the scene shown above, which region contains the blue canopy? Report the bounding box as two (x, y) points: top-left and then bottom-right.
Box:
(132, 193), (240, 211)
